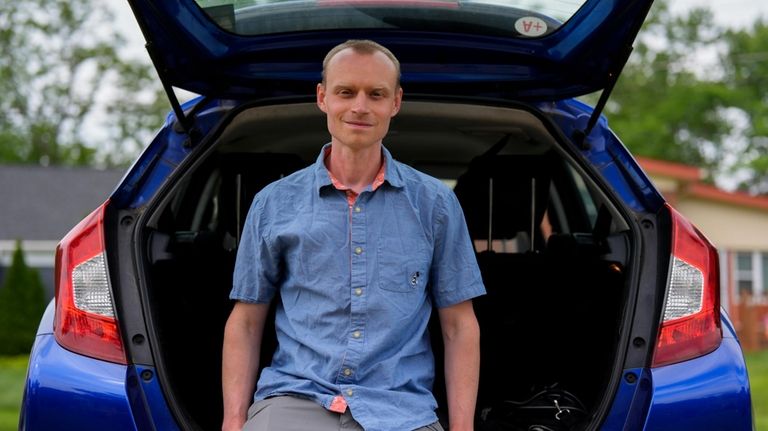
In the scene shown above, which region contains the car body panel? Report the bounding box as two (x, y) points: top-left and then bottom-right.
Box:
(20, 333), (137, 431)
(127, 0), (653, 100)
(539, 99), (665, 212)
(599, 367), (653, 430)
(643, 316), (753, 431)
(20, 303), (180, 431)
(598, 311), (752, 431)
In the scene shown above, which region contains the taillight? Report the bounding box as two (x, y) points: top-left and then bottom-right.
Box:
(652, 205), (722, 367)
(54, 201), (126, 364)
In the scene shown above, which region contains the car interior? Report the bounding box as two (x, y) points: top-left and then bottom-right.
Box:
(142, 101), (631, 430)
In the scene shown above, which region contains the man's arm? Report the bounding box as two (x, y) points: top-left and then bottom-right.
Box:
(222, 301), (270, 431)
(438, 300), (480, 431)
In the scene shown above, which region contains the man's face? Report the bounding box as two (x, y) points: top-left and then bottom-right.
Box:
(317, 49), (403, 152)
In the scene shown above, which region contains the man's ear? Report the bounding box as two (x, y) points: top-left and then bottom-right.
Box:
(391, 86), (403, 117)
(317, 83), (328, 113)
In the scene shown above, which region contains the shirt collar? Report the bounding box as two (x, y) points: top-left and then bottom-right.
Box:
(314, 143), (404, 193)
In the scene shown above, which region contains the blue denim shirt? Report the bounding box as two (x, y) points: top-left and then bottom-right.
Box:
(231, 144), (485, 431)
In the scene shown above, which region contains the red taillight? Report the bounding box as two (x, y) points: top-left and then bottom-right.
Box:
(652, 205), (722, 367)
(54, 201), (126, 364)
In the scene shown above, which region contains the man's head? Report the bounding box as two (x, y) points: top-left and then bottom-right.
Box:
(321, 39), (401, 88)
(317, 40), (403, 152)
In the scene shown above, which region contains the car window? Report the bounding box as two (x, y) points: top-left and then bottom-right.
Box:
(568, 164), (599, 227)
(194, 0), (587, 37)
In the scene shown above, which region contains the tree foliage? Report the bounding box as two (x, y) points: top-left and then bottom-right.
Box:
(604, 1), (768, 193)
(722, 20), (768, 193)
(605, 3), (731, 180)
(0, 0), (167, 167)
(0, 241), (46, 355)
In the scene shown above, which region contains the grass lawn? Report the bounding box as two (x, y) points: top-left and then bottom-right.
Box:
(0, 351), (765, 430)
(0, 355), (28, 431)
(746, 349), (768, 431)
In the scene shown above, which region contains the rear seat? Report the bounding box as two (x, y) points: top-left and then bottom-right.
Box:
(450, 149), (625, 408)
(453, 150), (556, 402)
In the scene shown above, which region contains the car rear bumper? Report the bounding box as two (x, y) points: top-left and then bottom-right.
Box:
(20, 332), (179, 431)
(643, 335), (753, 430)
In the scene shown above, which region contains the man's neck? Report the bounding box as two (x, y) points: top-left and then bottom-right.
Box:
(326, 142), (383, 194)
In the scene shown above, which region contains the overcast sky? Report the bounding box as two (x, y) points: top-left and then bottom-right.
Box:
(671, 0), (768, 28)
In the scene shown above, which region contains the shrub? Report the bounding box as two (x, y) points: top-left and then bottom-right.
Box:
(0, 241), (46, 355)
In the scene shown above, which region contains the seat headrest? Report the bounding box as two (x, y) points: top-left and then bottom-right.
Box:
(454, 153), (552, 241)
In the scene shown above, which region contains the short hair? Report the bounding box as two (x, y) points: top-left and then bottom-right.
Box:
(322, 39), (401, 87)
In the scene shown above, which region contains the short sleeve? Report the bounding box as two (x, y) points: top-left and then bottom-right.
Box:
(429, 190), (486, 308)
(230, 196), (280, 303)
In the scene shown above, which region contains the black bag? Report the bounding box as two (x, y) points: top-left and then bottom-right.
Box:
(478, 383), (588, 431)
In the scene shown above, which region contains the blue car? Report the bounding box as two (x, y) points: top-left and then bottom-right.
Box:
(20, 0), (753, 430)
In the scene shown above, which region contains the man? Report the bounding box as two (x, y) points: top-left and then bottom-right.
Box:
(222, 40), (485, 431)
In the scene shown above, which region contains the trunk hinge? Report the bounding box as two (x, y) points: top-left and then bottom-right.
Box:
(572, 45), (634, 150)
(145, 41), (200, 147)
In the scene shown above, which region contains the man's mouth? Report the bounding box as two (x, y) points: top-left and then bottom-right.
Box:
(344, 120), (373, 128)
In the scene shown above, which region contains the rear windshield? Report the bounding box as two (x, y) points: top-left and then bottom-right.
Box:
(194, 0), (586, 37)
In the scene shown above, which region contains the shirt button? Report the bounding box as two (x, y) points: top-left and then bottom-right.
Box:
(354, 206), (361, 213)
(354, 246), (363, 255)
(346, 389), (354, 397)
(354, 288), (363, 296)
(344, 368), (353, 376)
(352, 330), (361, 339)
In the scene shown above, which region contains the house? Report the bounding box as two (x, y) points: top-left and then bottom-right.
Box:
(637, 157), (768, 351)
(0, 165), (125, 299)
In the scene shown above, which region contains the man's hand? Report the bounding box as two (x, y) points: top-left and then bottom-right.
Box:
(222, 302), (270, 431)
(438, 300), (480, 431)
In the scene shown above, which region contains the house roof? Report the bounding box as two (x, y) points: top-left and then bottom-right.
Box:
(636, 156), (768, 213)
(0, 165), (125, 241)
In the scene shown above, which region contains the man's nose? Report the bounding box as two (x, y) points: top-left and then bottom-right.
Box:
(351, 91), (370, 113)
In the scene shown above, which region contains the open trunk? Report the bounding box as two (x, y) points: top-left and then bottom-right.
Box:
(139, 100), (633, 430)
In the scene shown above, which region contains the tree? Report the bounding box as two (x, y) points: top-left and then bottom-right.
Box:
(603, 2), (734, 183)
(722, 20), (768, 193)
(0, 241), (46, 355)
(596, 1), (768, 193)
(0, 0), (168, 167)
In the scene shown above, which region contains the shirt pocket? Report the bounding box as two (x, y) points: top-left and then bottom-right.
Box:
(377, 236), (430, 293)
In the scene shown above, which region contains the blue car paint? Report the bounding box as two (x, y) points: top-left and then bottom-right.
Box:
(20, 303), (180, 431)
(112, 98), (234, 209)
(600, 368), (653, 430)
(21, 333), (137, 431)
(128, 0), (652, 100)
(540, 99), (665, 213)
(645, 337), (752, 430)
(128, 366), (182, 431)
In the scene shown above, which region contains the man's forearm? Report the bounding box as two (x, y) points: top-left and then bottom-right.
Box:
(222, 302), (269, 431)
(440, 301), (481, 431)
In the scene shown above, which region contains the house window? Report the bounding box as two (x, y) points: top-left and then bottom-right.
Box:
(763, 252), (768, 293)
(736, 251), (754, 297)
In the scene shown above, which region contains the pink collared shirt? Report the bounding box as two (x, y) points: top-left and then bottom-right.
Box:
(324, 146), (387, 207)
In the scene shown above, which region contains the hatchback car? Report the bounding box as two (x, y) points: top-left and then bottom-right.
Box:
(19, 0), (753, 430)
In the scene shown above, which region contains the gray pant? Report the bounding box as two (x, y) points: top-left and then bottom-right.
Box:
(242, 396), (444, 431)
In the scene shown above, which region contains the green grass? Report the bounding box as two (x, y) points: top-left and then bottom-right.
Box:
(0, 351), (765, 430)
(746, 349), (768, 431)
(0, 355), (28, 431)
